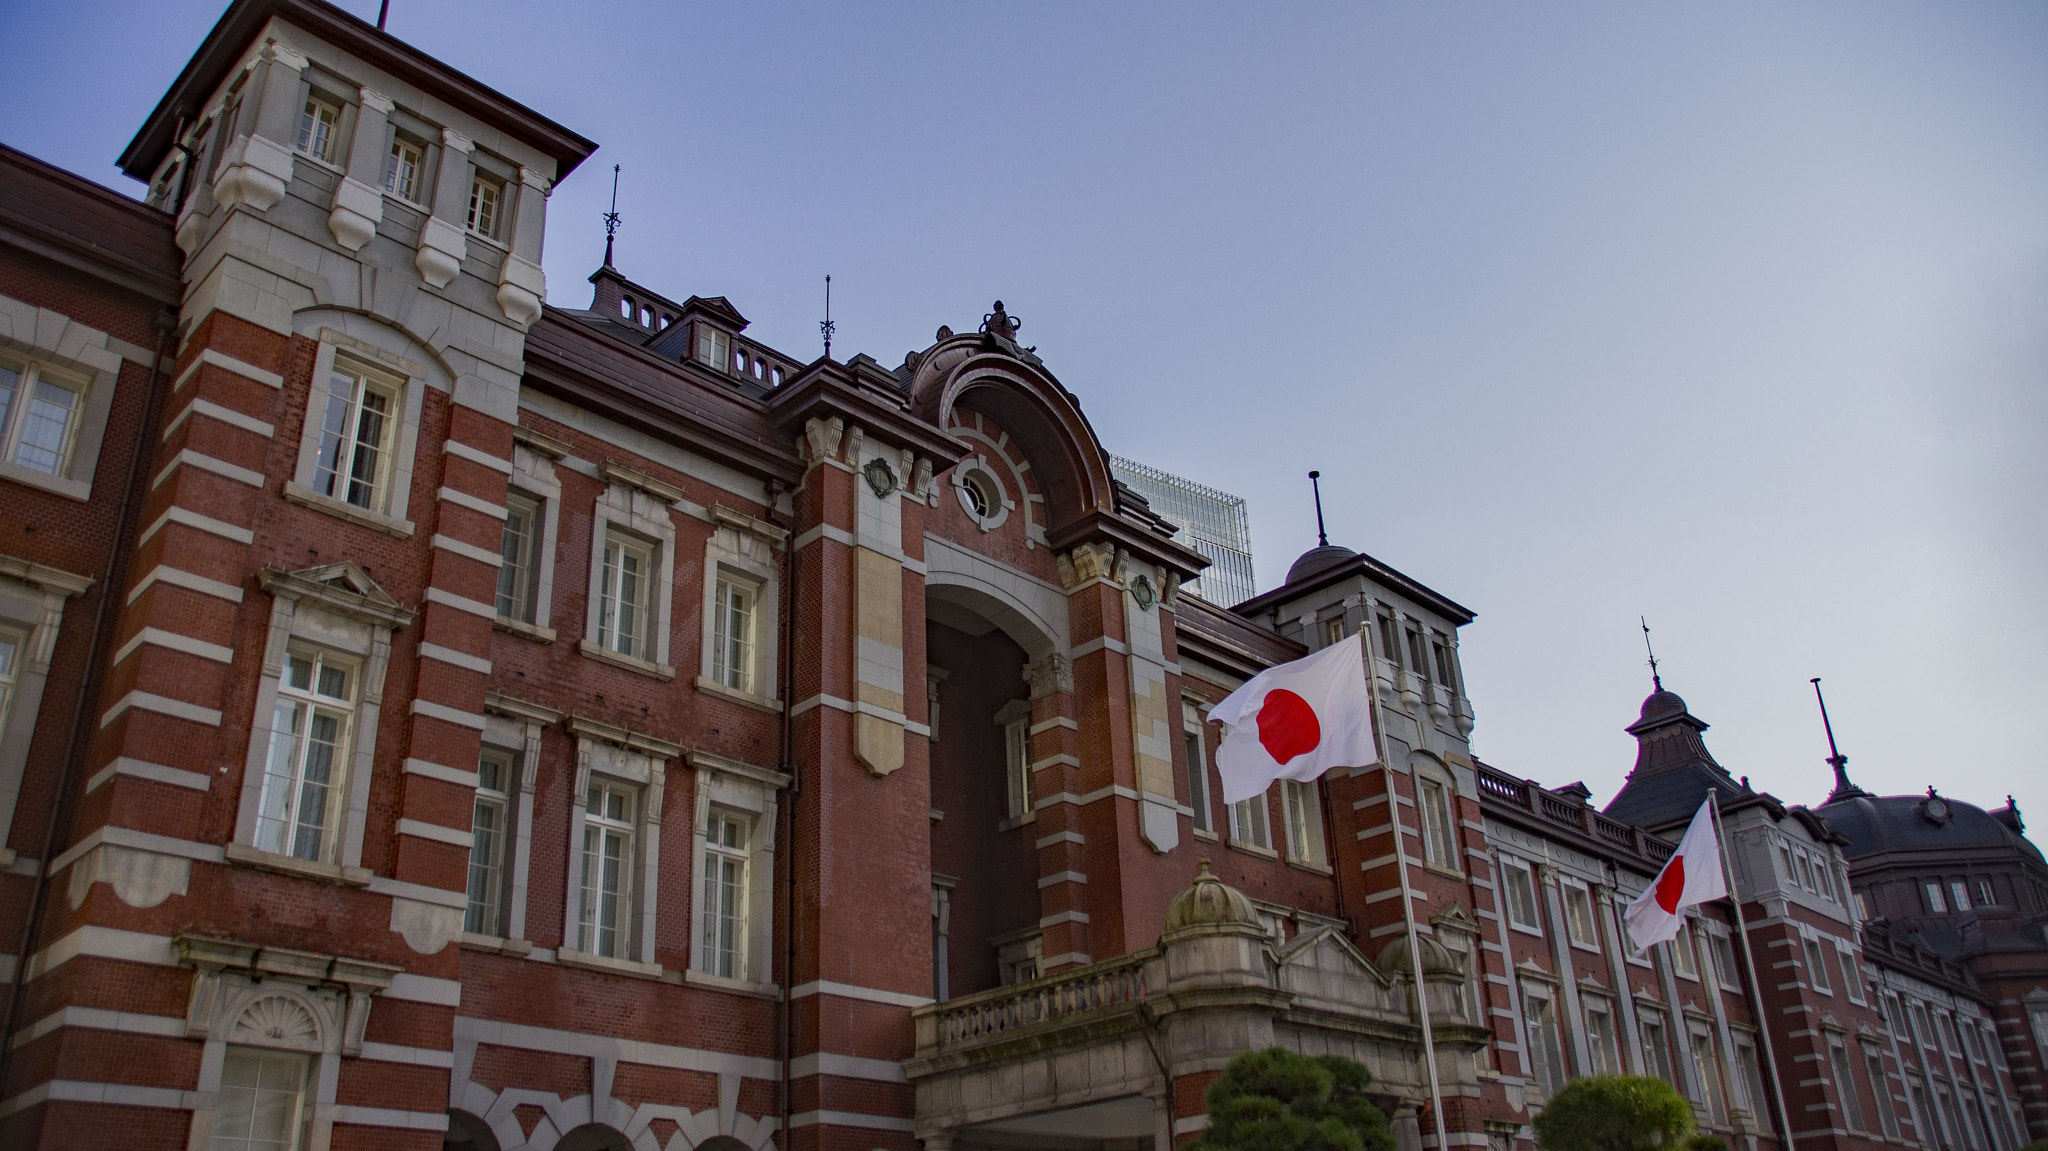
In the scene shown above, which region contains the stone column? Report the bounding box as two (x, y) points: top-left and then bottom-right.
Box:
(495, 166), (550, 327)
(1596, 882), (1646, 1074)
(327, 86), (390, 251)
(1537, 864), (1593, 1075)
(1025, 651), (1089, 967)
(1654, 930), (1704, 1104)
(212, 41), (303, 213)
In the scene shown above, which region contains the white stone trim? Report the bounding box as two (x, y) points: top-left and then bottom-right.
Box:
(356, 1041), (455, 1068)
(411, 698), (487, 731)
(582, 479), (677, 670)
(99, 690), (222, 729)
(126, 564), (244, 605)
(425, 586), (495, 618)
(437, 485), (507, 519)
(25, 925), (179, 980)
(787, 1052), (908, 1083)
(396, 818), (473, 849)
(0, 292), (130, 501)
(151, 447), (266, 490)
(170, 347), (285, 391)
(432, 532), (502, 568)
(136, 505), (256, 548)
(86, 756), (213, 794)
(788, 1110), (917, 1132)
(404, 757), (479, 788)
(113, 625), (235, 667)
(161, 396), (276, 440)
(788, 980), (934, 1009)
(444, 439), (514, 474)
(417, 642), (490, 674)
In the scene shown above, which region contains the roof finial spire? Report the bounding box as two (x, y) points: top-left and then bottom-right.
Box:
(1640, 616), (1661, 691)
(1812, 677), (1867, 802)
(820, 275), (834, 360)
(602, 165), (621, 268)
(1308, 470), (1328, 547)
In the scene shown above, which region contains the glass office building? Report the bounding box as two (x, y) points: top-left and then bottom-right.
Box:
(1108, 456), (1256, 606)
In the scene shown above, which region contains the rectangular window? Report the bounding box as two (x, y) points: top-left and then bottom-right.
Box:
(255, 649), (355, 862)
(1864, 1046), (1898, 1139)
(1736, 1037), (1771, 1133)
(596, 533), (655, 660)
(1501, 859), (1541, 933)
(1840, 945), (1865, 1003)
(1431, 637), (1457, 689)
(1282, 779), (1325, 866)
(1670, 921), (1699, 979)
(695, 325), (731, 371)
(295, 95), (339, 161)
(1950, 881), (1971, 911)
(465, 748), (515, 936)
(0, 630), (17, 746)
(496, 492), (543, 622)
(1322, 617), (1345, 647)
(1524, 989), (1567, 1099)
(2034, 1008), (2048, 1063)
(467, 174), (502, 238)
(1975, 878), (1995, 907)
(0, 358), (85, 476)
(1184, 707), (1212, 834)
(1829, 1036), (1865, 1133)
(1230, 792), (1271, 851)
(1798, 851), (1818, 892)
(699, 808), (749, 979)
(1562, 879), (1600, 950)
(383, 136), (423, 201)
(1926, 881), (1948, 913)
(1856, 890), (1871, 920)
(1405, 628), (1428, 674)
(1640, 1011), (1674, 1085)
(1377, 613), (1401, 668)
(1804, 935), (1833, 993)
(1418, 777), (1459, 871)
(1778, 842), (1797, 885)
(1910, 1001), (1933, 1048)
(1004, 718), (1031, 821)
(710, 576), (754, 691)
(213, 1046), (308, 1151)
(1691, 1029), (1728, 1125)
(311, 363), (397, 510)
(1711, 931), (1740, 986)
(1938, 1012), (1961, 1054)
(578, 779), (636, 959)
(1584, 996), (1619, 1074)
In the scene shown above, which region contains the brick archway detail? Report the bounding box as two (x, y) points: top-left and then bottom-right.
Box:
(450, 1078), (780, 1151)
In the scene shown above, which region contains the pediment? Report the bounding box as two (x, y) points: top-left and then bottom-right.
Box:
(1276, 925), (1393, 989)
(1430, 901), (1481, 935)
(259, 563), (412, 629)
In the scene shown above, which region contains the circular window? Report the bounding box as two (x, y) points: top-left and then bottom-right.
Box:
(954, 463), (1010, 531)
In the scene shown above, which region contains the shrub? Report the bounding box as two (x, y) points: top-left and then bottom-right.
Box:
(1681, 1137), (1728, 1151)
(1532, 1075), (1696, 1151)
(1190, 1047), (1395, 1151)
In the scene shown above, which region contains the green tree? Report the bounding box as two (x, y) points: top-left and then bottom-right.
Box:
(1190, 1047), (1395, 1151)
(1532, 1075), (1696, 1151)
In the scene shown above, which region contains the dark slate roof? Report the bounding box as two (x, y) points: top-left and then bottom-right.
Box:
(1602, 684), (1751, 830)
(1285, 544), (1358, 585)
(1818, 792), (2046, 868)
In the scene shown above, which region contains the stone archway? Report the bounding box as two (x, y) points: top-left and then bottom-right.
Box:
(553, 1123), (631, 1151)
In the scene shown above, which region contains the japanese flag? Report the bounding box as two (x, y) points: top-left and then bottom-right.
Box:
(1210, 633), (1378, 805)
(1624, 796), (1728, 952)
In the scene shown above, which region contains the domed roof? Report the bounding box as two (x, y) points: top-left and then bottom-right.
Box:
(1285, 544), (1358, 585)
(1376, 933), (1464, 979)
(1162, 861), (1261, 934)
(1638, 688), (1688, 723)
(1819, 790), (2044, 866)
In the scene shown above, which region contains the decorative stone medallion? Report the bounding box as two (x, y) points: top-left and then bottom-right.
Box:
(863, 457), (898, 499)
(1129, 574), (1156, 612)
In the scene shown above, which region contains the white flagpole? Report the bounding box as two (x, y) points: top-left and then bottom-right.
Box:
(1362, 619), (1450, 1151)
(1707, 788), (1798, 1149)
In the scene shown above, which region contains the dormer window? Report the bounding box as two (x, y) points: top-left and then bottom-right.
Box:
(695, 325), (730, 371)
(296, 96), (339, 162)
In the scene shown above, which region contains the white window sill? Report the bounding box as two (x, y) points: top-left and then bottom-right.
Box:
(1422, 862), (1465, 881)
(459, 932), (533, 957)
(293, 152), (344, 176)
(225, 842), (371, 887)
(692, 676), (783, 713)
(577, 639), (676, 680)
(1569, 940), (1605, 956)
(1287, 858), (1334, 877)
(1192, 828), (1219, 842)
(495, 617), (557, 644)
(0, 459), (90, 502)
(466, 230), (508, 253)
(1227, 838), (1278, 860)
(997, 813), (1036, 833)
(556, 946), (663, 980)
(682, 969), (779, 999)
(1506, 923), (1545, 938)
(284, 481), (415, 538)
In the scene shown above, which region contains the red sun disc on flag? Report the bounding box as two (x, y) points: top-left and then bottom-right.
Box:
(1256, 689), (1322, 764)
(1655, 855), (1686, 913)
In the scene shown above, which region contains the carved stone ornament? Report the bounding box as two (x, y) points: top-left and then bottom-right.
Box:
(863, 456), (898, 499)
(1129, 574), (1156, 612)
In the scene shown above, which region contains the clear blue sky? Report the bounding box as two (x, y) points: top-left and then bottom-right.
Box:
(6, 1), (2045, 824)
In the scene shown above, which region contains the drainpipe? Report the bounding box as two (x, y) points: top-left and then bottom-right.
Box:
(770, 476), (799, 1148)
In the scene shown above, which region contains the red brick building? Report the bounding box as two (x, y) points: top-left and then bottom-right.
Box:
(0, 2), (2041, 1150)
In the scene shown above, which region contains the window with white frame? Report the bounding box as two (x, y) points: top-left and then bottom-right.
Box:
(596, 530), (656, 660)
(1804, 934), (1833, 993)
(578, 777), (637, 960)
(695, 325), (730, 371)
(699, 807), (749, 979)
(1949, 880), (1971, 912)
(466, 173), (503, 239)
(1737, 1036), (1772, 1133)
(1640, 1010), (1675, 1085)
(1184, 702), (1212, 834)
(384, 135), (423, 202)
(0, 354), (88, 478)
(1584, 995), (1620, 1074)
(1562, 878), (1601, 951)
(1522, 984), (1567, 1098)
(1282, 779), (1325, 867)
(254, 648), (357, 863)
(1501, 858), (1542, 934)
(1829, 1035), (1865, 1134)
(1230, 790), (1271, 851)
(309, 360), (399, 512)
(1691, 1026), (1728, 1125)
(295, 95), (339, 162)
(1910, 1001), (1934, 1049)
(1417, 775), (1459, 871)
(465, 747), (516, 936)
(1710, 929), (1740, 987)
(998, 699), (1032, 822)
(2032, 1005), (2048, 1065)
(1925, 881), (1948, 913)
(212, 1046), (309, 1151)
(1975, 878), (1995, 907)
(709, 575), (755, 691)
(1839, 944), (1865, 1003)
(1669, 921), (1699, 979)
(0, 628), (18, 747)
(496, 492), (543, 623)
